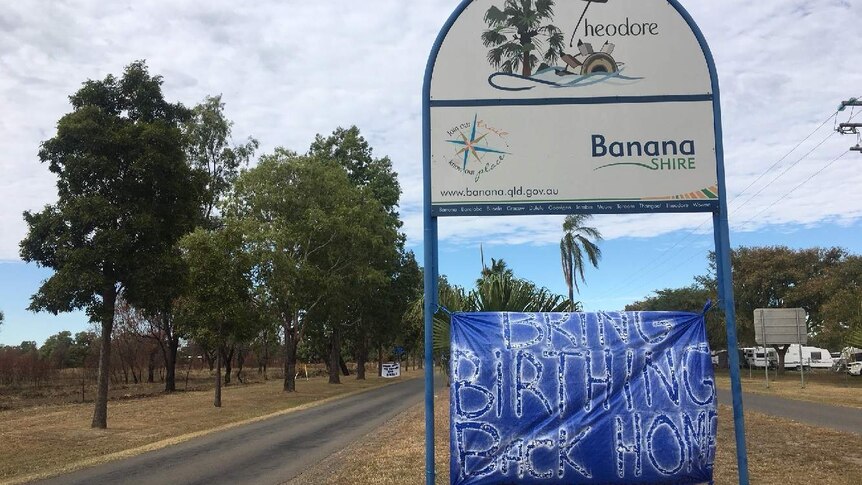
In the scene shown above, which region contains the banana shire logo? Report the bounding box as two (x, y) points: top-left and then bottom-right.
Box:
(443, 114), (511, 183)
(591, 134), (698, 172)
(482, 0), (650, 91)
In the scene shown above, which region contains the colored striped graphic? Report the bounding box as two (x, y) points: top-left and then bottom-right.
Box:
(645, 185), (719, 201)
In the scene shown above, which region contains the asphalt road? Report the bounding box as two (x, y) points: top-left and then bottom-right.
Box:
(717, 388), (862, 434)
(37, 377), (426, 485)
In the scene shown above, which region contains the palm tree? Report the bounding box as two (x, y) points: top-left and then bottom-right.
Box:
(482, 0), (565, 77)
(478, 256), (514, 284)
(560, 214), (603, 311)
(413, 273), (568, 382)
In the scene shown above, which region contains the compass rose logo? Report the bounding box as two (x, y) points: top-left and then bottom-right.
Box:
(443, 114), (511, 182)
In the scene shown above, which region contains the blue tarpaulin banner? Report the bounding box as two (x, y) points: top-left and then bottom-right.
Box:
(450, 310), (716, 485)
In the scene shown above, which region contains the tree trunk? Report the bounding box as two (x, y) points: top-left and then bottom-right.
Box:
(164, 335), (179, 392)
(201, 345), (215, 372)
(91, 287), (117, 429)
(282, 321), (298, 393)
(339, 356), (350, 376)
(214, 347), (222, 407)
(377, 344), (383, 377)
(568, 284), (575, 312)
(259, 334), (269, 380)
(236, 347), (245, 384)
(329, 328), (341, 384)
(222, 345), (234, 385)
(521, 48), (531, 76)
(356, 339), (367, 381)
(147, 348), (156, 383)
(773, 344), (790, 376)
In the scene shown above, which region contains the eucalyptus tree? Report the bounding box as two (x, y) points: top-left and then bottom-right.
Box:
(309, 127), (404, 382)
(223, 149), (395, 390)
(357, 250), (422, 380)
(134, 95), (258, 393)
(177, 225), (259, 407)
(20, 61), (198, 428)
(184, 94), (259, 226)
(699, 246), (846, 372)
(626, 286), (726, 350)
(560, 214), (603, 311)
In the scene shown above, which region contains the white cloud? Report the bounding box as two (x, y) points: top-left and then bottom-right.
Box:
(1, 0), (860, 261)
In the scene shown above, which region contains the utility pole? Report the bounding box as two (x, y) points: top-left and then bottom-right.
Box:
(837, 98), (862, 154)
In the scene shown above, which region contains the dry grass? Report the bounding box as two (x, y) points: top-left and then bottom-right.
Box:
(0, 370), (418, 484)
(713, 405), (862, 485)
(288, 388), (862, 485)
(0, 364), (340, 411)
(715, 369), (862, 409)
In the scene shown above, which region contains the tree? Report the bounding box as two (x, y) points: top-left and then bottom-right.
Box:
(40, 331), (74, 367)
(359, 250), (422, 380)
(130, 95), (257, 394)
(819, 255), (862, 350)
(482, 0), (565, 76)
(184, 94), (259, 226)
(700, 246), (847, 374)
(20, 341), (38, 353)
(428, 272), (570, 378)
(223, 149), (395, 390)
(19, 61), (199, 428)
(560, 214), (603, 311)
(308, 126), (400, 220)
(178, 226), (258, 407)
(626, 286), (725, 350)
(308, 127), (404, 384)
(478, 257), (513, 285)
(70, 331), (98, 369)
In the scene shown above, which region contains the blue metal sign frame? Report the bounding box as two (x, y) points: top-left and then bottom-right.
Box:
(422, 1), (750, 484)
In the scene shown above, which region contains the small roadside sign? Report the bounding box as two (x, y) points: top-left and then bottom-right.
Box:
(382, 362), (401, 378)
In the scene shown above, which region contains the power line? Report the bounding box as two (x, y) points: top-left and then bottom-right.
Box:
(730, 109), (859, 216)
(728, 130), (836, 215)
(590, 214), (711, 301)
(736, 150), (851, 229)
(729, 111), (839, 207)
(591, 108), (844, 303)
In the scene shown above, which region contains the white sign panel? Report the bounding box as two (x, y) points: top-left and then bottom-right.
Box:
(428, 0), (719, 216)
(432, 0), (711, 100)
(754, 308), (808, 346)
(382, 362), (401, 378)
(431, 102), (717, 214)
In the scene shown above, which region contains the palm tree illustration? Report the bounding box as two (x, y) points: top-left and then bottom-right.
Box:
(482, 0), (565, 77)
(560, 214), (603, 312)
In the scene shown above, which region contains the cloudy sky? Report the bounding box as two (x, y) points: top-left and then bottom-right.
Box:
(1, 0), (861, 345)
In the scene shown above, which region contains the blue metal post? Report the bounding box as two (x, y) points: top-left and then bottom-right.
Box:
(422, 5), (471, 483)
(708, 48), (751, 485)
(668, 2), (751, 481)
(423, 217), (438, 485)
(422, 24), (439, 479)
(713, 212), (750, 484)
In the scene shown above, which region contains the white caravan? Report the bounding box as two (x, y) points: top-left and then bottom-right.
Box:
(782, 345), (835, 369)
(742, 347), (777, 368)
